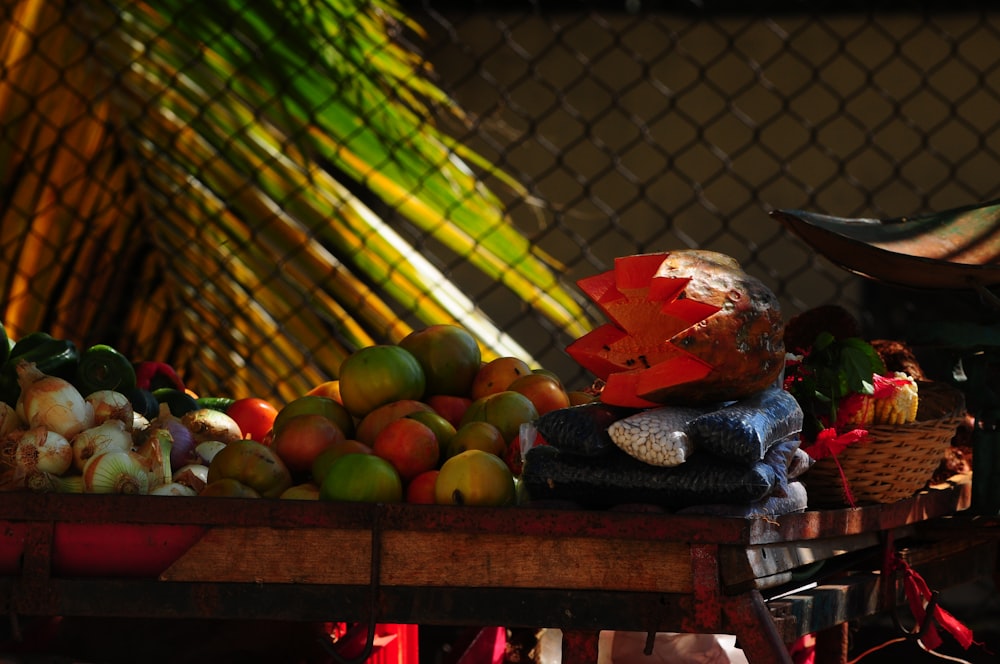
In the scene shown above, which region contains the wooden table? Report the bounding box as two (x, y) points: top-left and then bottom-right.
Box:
(0, 473), (992, 663)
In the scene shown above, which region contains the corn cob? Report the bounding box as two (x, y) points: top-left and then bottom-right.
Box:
(607, 406), (705, 467)
(873, 372), (919, 425)
(840, 395), (875, 426)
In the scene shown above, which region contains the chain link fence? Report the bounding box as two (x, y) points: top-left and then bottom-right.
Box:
(1, 1), (998, 400)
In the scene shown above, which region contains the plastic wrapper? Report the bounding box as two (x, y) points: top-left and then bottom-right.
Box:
(677, 480), (808, 518)
(607, 405), (709, 467)
(533, 402), (639, 456)
(760, 435), (800, 498)
(787, 447), (814, 480)
(687, 387), (804, 465)
(521, 444), (780, 510)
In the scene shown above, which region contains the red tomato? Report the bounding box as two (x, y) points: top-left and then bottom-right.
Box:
(226, 397), (279, 442)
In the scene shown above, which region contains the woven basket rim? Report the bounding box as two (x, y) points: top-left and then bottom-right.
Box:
(803, 381), (966, 506)
(912, 380), (966, 421)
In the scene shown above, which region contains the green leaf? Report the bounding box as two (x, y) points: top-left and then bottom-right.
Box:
(840, 340), (884, 395)
(811, 330), (836, 353)
(791, 335), (886, 429)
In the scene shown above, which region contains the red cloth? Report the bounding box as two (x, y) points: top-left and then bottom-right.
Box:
(802, 427), (869, 461)
(328, 623), (420, 663)
(789, 633), (815, 664)
(885, 552), (977, 652)
(801, 428), (871, 507)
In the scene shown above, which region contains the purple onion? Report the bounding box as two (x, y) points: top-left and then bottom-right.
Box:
(143, 409), (198, 471)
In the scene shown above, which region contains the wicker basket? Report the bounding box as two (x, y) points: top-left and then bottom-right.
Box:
(802, 381), (966, 507)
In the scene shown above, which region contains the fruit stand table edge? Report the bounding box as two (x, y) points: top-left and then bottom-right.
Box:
(0, 473), (990, 664)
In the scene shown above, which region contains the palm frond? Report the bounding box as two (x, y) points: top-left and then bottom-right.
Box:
(0, 0), (589, 402)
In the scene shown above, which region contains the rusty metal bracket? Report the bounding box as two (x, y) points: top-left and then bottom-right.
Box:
(322, 507), (383, 664)
(877, 530), (898, 613)
(688, 543), (722, 633)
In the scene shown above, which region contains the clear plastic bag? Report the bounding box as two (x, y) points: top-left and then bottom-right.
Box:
(687, 387), (804, 465)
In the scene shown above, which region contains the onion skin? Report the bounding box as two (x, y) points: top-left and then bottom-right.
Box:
(27, 471), (84, 493)
(141, 405), (197, 471)
(16, 361), (94, 438)
(132, 412), (150, 432)
(173, 463), (209, 492)
(150, 482), (198, 497)
(180, 408), (243, 445)
(16, 427), (73, 476)
(81, 451), (150, 494)
(86, 390), (135, 432)
(195, 440), (227, 465)
(134, 429), (172, 489)
(71, 420), (133, 473)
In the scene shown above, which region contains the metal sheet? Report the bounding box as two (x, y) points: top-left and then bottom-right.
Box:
(770, 202), (1000, 290)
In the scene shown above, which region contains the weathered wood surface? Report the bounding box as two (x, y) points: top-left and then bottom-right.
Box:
(159, 527), (694, 593)
(717, 475), (972, 592)
(721, 525), (927, 592)
(765, 537), (999, 643)
(0, 473), (972, 542)
(0, 472), (985, 664)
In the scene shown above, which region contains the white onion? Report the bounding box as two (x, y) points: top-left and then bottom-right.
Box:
(15, 426), (73, 475)
(27, 471), (84, 493)
(132, 412), (150, 431)
(195, 440), (227, 465)
(86, 390), (134, 432)
(173, 463), (209, 492)
(180, 408), (242, 444)
(16, 361), (94, 438)
(81, 451), (150, 494)
(150, 482), (198, 497)
(71, 419), (133, 473)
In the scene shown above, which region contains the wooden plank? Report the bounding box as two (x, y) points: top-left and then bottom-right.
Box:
(916, 513), (1000, 538)
(380, 531), (693, 592)
(0, 577), (698, 631)
(746, 571), (794, 591)
(0, 493), (754, 544)
(899, 538), (999, 591)
(379, 587), (698, 632)
(720, 526), (917, 592)
(160, 527), (371, 584)
(380, 502), (752, 543)
(763, 537), (998, 641)
(768, 575), (882, 641)
(0, 492), (379, 529)
(159, 527), (694, 592)
(0, 475), (971, 552)
(745, 475), (972, 546)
